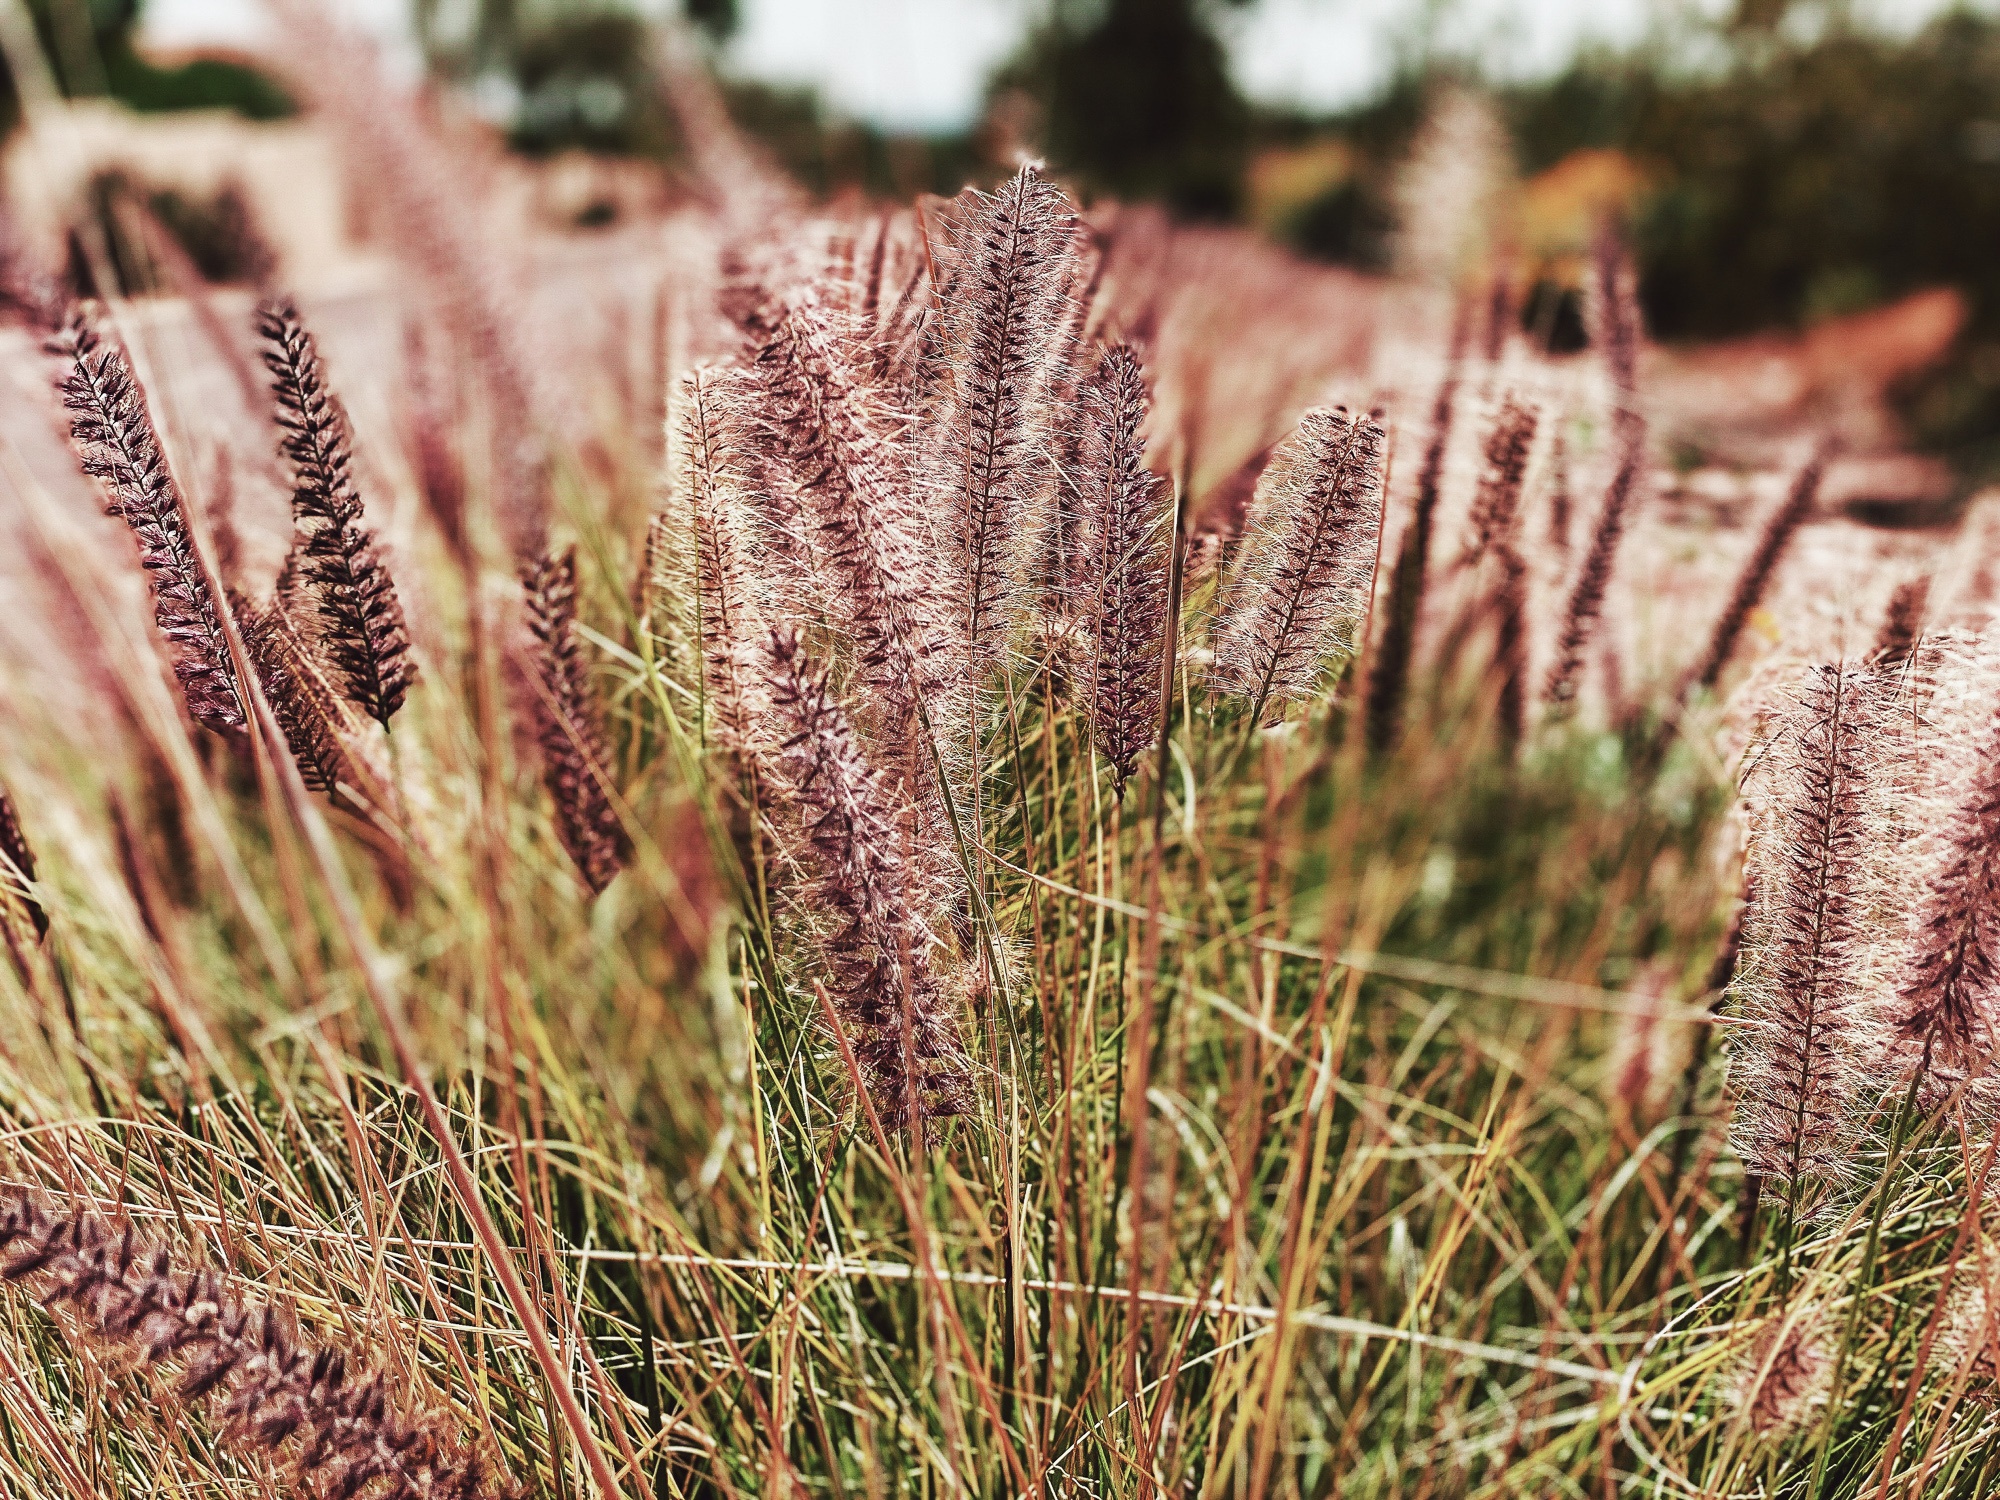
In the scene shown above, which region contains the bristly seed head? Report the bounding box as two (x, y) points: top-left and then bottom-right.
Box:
(258, 297), (416, 729)
(761, 626), (975, 1139)
(50, 304), (246, 734)
(924, 163), (1083, 677)
(1211, 406), (1386, 723)
(0, 1189), (518, 1500)
(521, 548), (627, 895)
(1728, 662), (1882, 1187)
(1073, 342), (1171, 798)
(1889, 696), (2000, 1095)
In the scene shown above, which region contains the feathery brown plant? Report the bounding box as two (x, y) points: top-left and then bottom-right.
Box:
(50, 306), (245, 733)
(1685, 444), (1831, 697)
(1212, 406), (1386, 723)
(727, 271), (963, 818)
(1727, 1308), (1832, 1440)
(258, 298), (415, 729)
(1888, 697), (2000, 1092)
(1467, 398), (1539, 744)
(1730, 663), (1879, 1187)
(1872, 575), (1930, 670)
(0, 1190), (515, 1500)
(521, 549), (626, 895)
(925, 165), (1081, 674)
(697, 364), (822, 602)
(1544, 231), (1647, 711)
(1587, 219), (1642, 404)
(680, 368), (770, 755)
(1546, 426), (1571, 555)
(637, 507), (691, 676)
(1364, 306), (1468, 752)
(1543, 409), (1643, 711)
(762, 626), (974, 1137)
(401, 320), (471, 570)
(1075, 342), (1170, 796)
(235, 593), (343, 796)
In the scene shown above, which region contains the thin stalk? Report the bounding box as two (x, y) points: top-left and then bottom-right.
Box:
(1804, 1063), (1927, 1500)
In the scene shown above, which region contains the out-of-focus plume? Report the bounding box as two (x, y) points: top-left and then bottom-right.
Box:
(198, 437), (246, 595)
(650, 23), (803, 232)
(1585, 219), (1643, 407)
(1939, 1281), (2000, 1403)
(1193, 438), (1279, 560)
(258, 298), (415, 729)
(1729, 663), (1881, 1187)
(521, 550), (626, 896)
(762, 627), (974, 1138)
(0, 199), (64, 331)
(1365, 305), (1469, 752)
(1684, 444), (1832, 699)
(0, 1191), (516, 1500)
(1725, 1307), (1832, 1440)
(1214, 406), (1386, 723)
(679, 368), (769, 755)
(263, 0), (550, 553)
(1466, 399), (1538, 744)
(1074, 343), (1170, 797)
(1603, 961), (1686, 1126)
(1871, 576), (1930, 671)
(0, 783), (47, 942)
(234, 592), (344, 797)
(924, 165), (1082, 676)
(1481, 268), (1515, 366)
(400, 320), (471, 571)
(49, 306), (246, 733)
(1546, 427), (1572, 556)
(1887, 698), (2000, 1098)
(1462, 399), (1539, 564)
(1393, 87), (1515, 290)
(1544, 231), (1648, 711)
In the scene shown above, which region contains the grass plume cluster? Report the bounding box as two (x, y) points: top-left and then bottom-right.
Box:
(5, 23), (2000, 1500)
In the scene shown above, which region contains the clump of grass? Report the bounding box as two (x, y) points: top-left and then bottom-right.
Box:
(0, 1191), (516, 1500)
(7, 22), (2000, 1499)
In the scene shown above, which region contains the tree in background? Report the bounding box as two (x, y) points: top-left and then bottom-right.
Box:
(1506, 7), (2000, 466)
(996, 0), (1256, 218)
(1, 0), (291, 132)
(1252, 2), (2000, 468)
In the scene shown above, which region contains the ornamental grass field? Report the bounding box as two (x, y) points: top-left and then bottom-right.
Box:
(0, 17), (1997, 1499)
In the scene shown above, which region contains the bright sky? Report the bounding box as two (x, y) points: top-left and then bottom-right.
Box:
(143, 0), (2000, 133)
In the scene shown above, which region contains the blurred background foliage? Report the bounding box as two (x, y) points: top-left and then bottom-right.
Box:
(11, 0), (292, 125)
(5, 0), (2000, 466)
